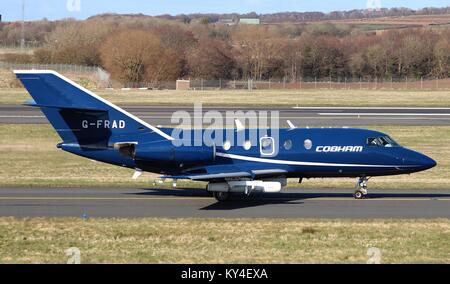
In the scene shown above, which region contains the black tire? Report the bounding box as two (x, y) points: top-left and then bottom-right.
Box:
(213, 192), (231, 202)
(354, 190), (364, 200)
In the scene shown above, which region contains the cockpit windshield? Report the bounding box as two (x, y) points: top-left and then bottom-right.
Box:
(367, 136), (400, 148)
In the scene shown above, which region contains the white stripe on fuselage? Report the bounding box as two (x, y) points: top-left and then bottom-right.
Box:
(319, 113), (450, 116)
(216, 152), (412, 168)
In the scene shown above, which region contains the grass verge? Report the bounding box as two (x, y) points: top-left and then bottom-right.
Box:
(0, 124), (448, 189)
(0, 218), (449, 263)
(1, 88), (450, 107)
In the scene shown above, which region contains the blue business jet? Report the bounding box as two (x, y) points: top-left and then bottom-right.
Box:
(14, 70), (436, 201)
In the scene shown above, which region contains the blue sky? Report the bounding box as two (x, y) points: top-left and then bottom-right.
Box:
(1, 0), (449, 21)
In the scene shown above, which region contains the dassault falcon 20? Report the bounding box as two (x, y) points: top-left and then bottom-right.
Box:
(14, 70), (436, 201)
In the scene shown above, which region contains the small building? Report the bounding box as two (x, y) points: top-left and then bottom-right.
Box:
(239, 18), (260, 25)
(176, 80), (190, 90)
(218, 18), (237, 26)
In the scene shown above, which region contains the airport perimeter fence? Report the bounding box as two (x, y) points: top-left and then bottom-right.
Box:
(116, 77), (450, 91)
(0, 62), (102, 74)
(0, 42), (43, 49)
(1, 61), (449, 91)
(186, 77), (450, 91)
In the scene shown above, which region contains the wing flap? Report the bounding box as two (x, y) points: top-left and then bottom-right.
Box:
(161, 166), (288, 181)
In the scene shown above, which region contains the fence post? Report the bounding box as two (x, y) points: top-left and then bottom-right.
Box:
(219, 78), (222, 89)
(360, 77), (362, 90)
(421, 77), (423, 90)
(314, 77), (317, 89)
(405, 76), (408, 90)
(436, 77), (439, 90)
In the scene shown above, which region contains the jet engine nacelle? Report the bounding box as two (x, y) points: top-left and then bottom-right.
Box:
(208, 180), (283, 193)
(119, 141), (216, 163)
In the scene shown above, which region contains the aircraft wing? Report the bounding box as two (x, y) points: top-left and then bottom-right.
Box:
(161, 165), (287, 181)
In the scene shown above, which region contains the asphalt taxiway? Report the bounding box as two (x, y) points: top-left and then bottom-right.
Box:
(1, 188), (449, 218)
(1, 105), (450, 126)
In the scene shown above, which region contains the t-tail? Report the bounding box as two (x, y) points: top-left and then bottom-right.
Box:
(14, 70), (173, 149)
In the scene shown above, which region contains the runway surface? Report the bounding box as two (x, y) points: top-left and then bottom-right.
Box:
(1, 187), (450, 218)
(1, 105), (450, 126)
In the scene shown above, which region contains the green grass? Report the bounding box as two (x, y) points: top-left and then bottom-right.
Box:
(0, 218), (449, 263)
(2, 88), (450, 107)
(0, 124), (448, 189)
(355, 23), (403, 31)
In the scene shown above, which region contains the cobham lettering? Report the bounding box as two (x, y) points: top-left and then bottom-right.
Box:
(316, 146), (363, 153)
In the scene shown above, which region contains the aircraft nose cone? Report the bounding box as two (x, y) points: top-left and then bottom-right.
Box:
(404, 150), (437, 171)
(421, 155), (437, 170)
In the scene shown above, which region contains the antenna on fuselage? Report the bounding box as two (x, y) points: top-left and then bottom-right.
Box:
(235, 119), (245, 132)
(132, 169), (142, 180)
(287, 120), (297, 130)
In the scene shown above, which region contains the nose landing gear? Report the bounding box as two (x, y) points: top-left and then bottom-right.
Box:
(354, 177), (369, 199)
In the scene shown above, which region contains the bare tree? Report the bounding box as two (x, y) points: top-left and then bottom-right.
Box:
(100, 30), (182, 85)
(187, 37), (235, 79)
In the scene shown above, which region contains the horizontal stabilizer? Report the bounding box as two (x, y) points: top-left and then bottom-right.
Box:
(23, 102), (107, 112)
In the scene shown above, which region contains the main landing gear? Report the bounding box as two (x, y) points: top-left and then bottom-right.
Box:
(206, 184), (231, 201)
(354, 177), (369, 199)
(212, 192), (231, 202)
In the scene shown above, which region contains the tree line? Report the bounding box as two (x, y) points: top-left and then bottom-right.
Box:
(1, 15), (449, 84)
(145, 6), (450, 23)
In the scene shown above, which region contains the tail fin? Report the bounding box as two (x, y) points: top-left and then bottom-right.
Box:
(14, 70), (173, 146)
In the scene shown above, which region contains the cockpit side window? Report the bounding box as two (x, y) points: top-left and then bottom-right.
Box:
(367, 137), (380, 147)
(383, 136), (400, 147)
(379, 136), (392, 147)
(367, 136), (400, 148)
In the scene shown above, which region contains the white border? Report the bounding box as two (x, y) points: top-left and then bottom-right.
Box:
(260, 137), (275, 156)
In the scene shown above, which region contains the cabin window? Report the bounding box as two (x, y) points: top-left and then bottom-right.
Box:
(243, 140), (252, 150)
(284, 139), (293, 150)
(304, 139), (313, 150)
(260, 137), (275, 156)
(223, 140), (231, 151)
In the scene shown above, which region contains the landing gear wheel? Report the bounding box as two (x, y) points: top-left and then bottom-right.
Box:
(354, 176), (370, 199)
(213, 192), (231, 202)
(354, 190), (365, 200)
